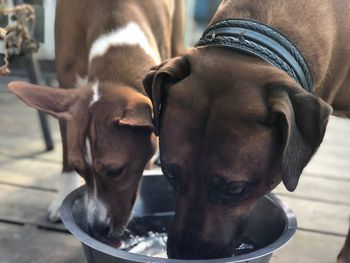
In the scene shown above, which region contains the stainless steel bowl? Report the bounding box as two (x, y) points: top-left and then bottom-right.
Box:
(61, 173), (297, 263)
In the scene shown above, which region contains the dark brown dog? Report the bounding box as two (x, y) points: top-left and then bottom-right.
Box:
(144, 0), (350, 260)
(8, 0), (184, 243)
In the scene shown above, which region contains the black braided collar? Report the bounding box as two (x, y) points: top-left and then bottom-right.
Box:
(195, 19), (313, 92)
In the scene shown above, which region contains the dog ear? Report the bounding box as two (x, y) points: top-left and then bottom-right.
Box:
(114, 99), (155, 132)
(267, 82), (332, 191)
(142, 55), (190, 135)
(8, 81), (79, 120)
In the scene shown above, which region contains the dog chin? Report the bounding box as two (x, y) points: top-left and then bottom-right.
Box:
(92, 227), (125, 248)
(96, 235), (123, 248)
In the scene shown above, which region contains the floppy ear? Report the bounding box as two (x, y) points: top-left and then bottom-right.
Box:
(267, 82), (332, 191)
(8, 81), (79, 120)
(142, 55), (191, 135)
(114, 98), (155, 132)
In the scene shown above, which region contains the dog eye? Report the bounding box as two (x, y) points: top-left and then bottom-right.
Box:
(210, 177), (255, 205)
(104, 167), (124, 178)
(165, 173), (182, 191)
(228, 182), (248, 195)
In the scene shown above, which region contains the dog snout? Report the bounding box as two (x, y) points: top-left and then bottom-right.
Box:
(88, 219), (111, 238)
(88, 218), (124, 248)
(167, 233), (232, 259)
(167, 199), (246, 259)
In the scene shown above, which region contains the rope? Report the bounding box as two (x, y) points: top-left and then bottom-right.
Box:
(0, 2), (37, 76)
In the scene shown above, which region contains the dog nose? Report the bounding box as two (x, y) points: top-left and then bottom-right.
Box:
(88, 220), (111, 238)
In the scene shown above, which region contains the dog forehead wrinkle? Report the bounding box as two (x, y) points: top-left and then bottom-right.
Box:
(89, 22), (161, 64)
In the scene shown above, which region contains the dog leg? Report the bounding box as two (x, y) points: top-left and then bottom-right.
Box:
(171, 0), (185, 57)
(338, 225), (350, 263)
(48, 119), (79, 222)
(48, 171), (80, 222)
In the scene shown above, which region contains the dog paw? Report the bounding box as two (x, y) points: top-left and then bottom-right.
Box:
(47, 197), (63, 223)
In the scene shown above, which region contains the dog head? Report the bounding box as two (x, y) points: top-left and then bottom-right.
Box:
(8, 81), (156, 243)
(143, 47), (332, 259)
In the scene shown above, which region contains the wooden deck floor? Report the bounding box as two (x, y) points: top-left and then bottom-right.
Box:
(0, 74), (349, 263)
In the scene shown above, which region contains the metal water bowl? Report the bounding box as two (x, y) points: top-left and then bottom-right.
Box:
(61, 173), (297, 263)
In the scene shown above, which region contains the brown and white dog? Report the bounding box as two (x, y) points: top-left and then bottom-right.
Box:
(8, 0), (184, 242)
(144, 0), (350, 261)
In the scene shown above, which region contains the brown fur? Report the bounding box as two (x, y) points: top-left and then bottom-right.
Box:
(143, 0), (349, 260)
(8, 0), (184, 241)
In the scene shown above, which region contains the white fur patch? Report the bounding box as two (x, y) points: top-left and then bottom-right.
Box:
(89, 22), (161, 64)
(89, 82), (100, 107)
(86, 178), (109, 226)
(85, 138), (93, 166)
(75, 75), (89, 88)
(83, 123), (108, 226)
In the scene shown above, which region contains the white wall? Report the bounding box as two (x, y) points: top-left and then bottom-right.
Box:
(36, 0), (56, 60)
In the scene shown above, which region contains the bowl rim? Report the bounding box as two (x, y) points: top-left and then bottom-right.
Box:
(61, 177), (297, 263)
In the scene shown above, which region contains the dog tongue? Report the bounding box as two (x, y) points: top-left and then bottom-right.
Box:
(108, 238), (122, 248)
(97, 236), (122, 248)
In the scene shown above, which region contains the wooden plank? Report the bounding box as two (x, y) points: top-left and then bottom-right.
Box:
(0, 134), (60, 160)
(271, 230), (345, 263)
(0, 87), (61, 159)
(0, 102), (62, 163)
(275, 195), (349, 236)
(302, 116), (350, 181)
(0, 184), (68, 231)
(0, 133), (61, 159)
(325, 116), (350, 134)
(0, 137), (52, 158)
(303, 163), (350, 181)
(0, 156), (60, 191)
(273, 176), (350, 206)
(0, 222), (85, 263)
(0, 90), (60, 136)
(0, 134), (62, 164)
(318, 132), (350, 147)
(303, 141), (350, 180)
(0, 93), (61, 160)
(33, 146), (62, 164)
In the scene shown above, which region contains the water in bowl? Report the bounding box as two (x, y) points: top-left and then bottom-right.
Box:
(121, 232), (168, 258)
(120, 232), (258, 259)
